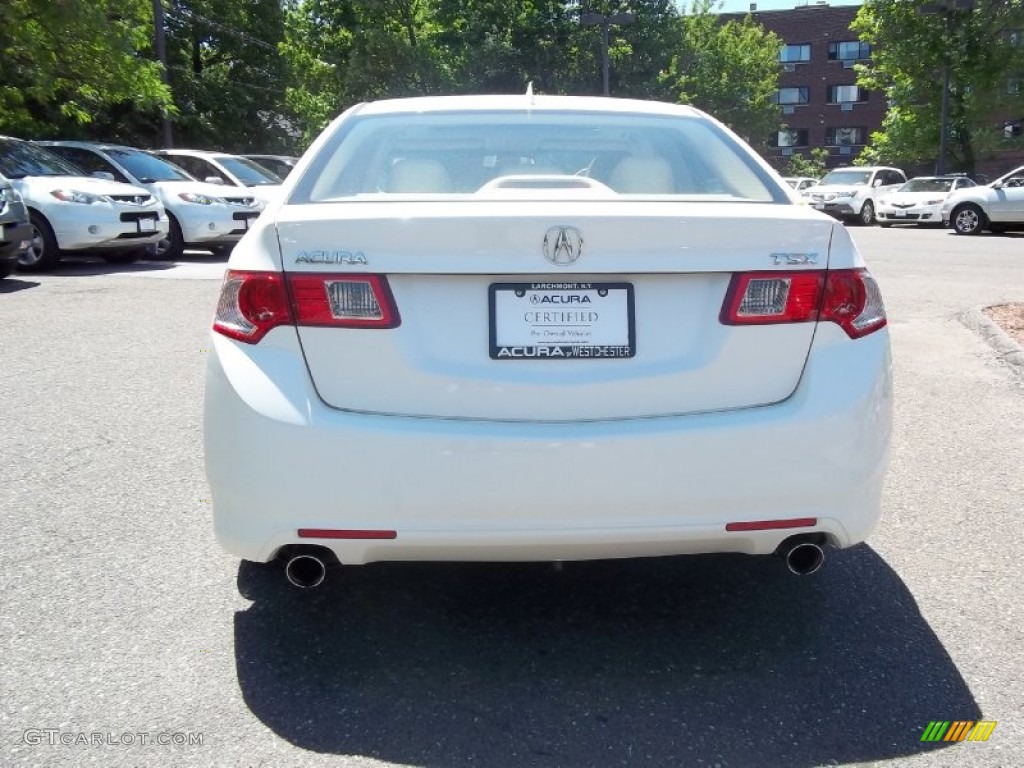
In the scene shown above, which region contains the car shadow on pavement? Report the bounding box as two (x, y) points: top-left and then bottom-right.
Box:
(40, 251), (227, 277)
(233, 545), (978, 767)
(0, 277), (40, 293)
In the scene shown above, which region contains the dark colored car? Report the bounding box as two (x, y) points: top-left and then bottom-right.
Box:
(0, 174), (32, 278)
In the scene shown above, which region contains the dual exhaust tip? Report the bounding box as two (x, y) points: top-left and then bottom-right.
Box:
(282, 537), (825, 588)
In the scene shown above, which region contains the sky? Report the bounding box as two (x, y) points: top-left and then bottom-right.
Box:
(712, 0), (861, 13)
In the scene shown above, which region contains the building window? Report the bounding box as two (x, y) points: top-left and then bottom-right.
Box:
(826, 127), (866, 146)
(773, 87), (810, 105)
(774, 129), (809, 147)
(828, 41), (871, 61)
(780, 44), (811, 63)
(828, 85), (869, 103)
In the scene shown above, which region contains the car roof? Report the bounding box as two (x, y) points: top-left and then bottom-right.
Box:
(352, 94), (704, 118)
(38, 140), (143, 153)
(155, 149), (233, 158)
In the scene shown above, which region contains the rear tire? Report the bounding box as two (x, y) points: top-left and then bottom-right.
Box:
(149, 215), (184, 260)
(951, 204), (985, 235)
(859, 200), (876, 226)
(19, 212), (61, 272)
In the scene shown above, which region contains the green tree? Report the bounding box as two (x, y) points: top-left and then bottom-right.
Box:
(785, 147), (829, 178)
(661, 1), (782, 146)
(852, 0), (1024, 175)
(164, 0), (295, 152)
(0, 0), (171, 138)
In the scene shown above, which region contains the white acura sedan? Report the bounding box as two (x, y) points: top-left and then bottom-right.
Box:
(204, 95), (892, 588)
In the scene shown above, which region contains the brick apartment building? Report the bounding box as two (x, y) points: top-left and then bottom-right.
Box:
(724, 2), (885, 171)
(724, 2), (1024, 177)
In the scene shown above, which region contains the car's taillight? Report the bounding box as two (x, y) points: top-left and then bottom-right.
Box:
(819, 269), (887, 338)
(213, 271), (292, 343)
(288, 274), (400, 329)
(213, 271), (400, 344)
(720, 269), (886, 339)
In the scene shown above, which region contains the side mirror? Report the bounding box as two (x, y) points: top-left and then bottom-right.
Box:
(872, 178), (884, 188)
(91, 171), (116, 181)
(991, 181), (1004, 190)
(204, 176), (226, 185)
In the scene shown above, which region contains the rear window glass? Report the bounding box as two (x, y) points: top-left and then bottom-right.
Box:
(291, 111), (785, 204)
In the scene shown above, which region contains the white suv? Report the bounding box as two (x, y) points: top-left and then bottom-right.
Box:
(39, 142), (264, 260)
(152, 149), (282, 205)
(942, 165), (1024, 235)
(809, 166), (907, 226)
(0, 136), (167, 271)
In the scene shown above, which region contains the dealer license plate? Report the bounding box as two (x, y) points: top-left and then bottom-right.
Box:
(489, 282), (635, 360)
(138, 218), (157, 233)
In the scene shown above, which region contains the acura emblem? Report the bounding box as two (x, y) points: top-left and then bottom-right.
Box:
(542, 226), (583, 266)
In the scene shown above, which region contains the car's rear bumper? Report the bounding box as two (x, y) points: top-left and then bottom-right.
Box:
(204, 324), (892, 564)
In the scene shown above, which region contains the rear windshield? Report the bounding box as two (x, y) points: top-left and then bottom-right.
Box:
(899, 178), (954, 193)
(292, 111), (786, 204)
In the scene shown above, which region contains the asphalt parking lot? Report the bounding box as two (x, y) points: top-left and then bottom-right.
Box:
(1, 226), (1021, 768)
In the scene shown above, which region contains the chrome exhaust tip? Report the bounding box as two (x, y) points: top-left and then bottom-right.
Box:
(284, 554), (327, 589)
(781, 540), (825, 576)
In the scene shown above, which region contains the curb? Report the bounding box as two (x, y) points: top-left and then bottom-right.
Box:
(960, 306), (1024, 378)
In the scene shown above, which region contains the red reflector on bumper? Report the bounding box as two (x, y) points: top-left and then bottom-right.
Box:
(725, 518), (817, 532)
(297, 528), (397, 540)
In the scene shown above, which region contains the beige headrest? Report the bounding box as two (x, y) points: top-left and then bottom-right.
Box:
(609, 156), (675, 193)
(387, 159), (453, 192)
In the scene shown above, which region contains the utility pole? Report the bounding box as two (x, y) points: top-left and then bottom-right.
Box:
(579, 11), (635, 97)
(153, 0), (173, 148)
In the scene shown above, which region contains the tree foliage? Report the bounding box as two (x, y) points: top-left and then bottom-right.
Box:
(786, 147), (829, 178)
(0, 0), (787, 155)
(661, 1), (782, 147)
(164, 0), (293, 152)
(852, 0), (1024, 174)
(0, 0), (172, 138)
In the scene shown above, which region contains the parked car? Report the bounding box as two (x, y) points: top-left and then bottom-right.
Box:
(244, 154), (299, 179)
(0, 173), (32, 279)
(204, 94), (892, 589)
(876, 176), (977, 227)
(151, 149), (283, 204)
(784, 176), (818, 193)
(808, 166), (907, 225)
(0, 136), (168, 271)
(39, 141), (264, 260)
(941, 165), (1024, 235)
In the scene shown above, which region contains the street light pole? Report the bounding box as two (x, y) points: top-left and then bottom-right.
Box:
(580, 11), (636, 97)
